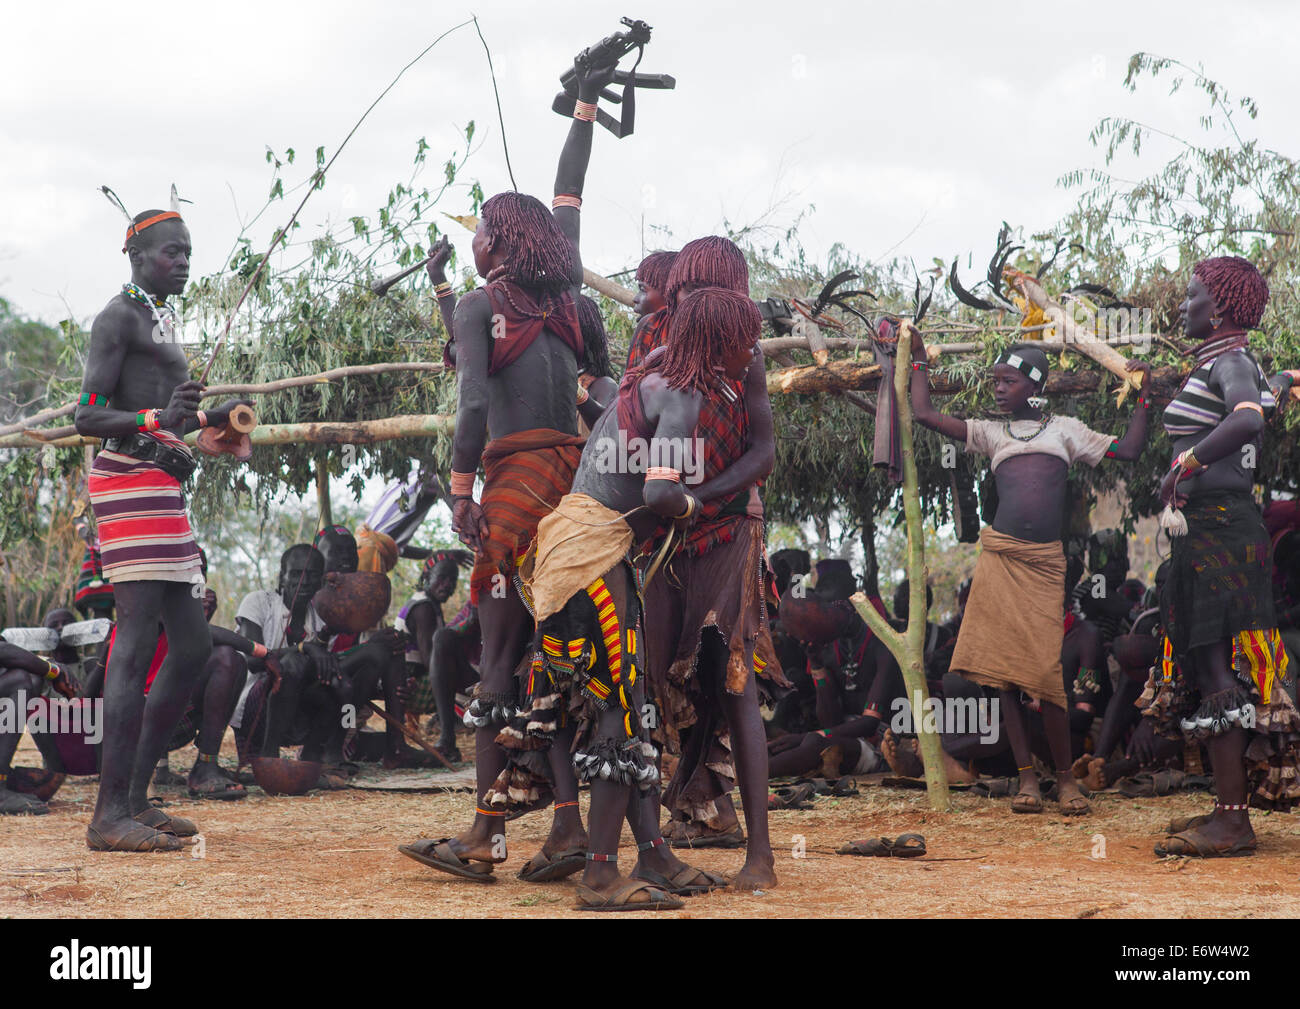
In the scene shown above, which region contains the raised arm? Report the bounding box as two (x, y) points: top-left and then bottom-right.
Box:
(424, 237), (458, 354)
(1104, 361), (1152, 461)
(552, 62), (619, 262)
(689, 349), (775, 504)
(906, 323), (967, 440)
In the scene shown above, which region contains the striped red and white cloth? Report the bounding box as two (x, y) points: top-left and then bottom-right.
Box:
(86, 433), (203, 584)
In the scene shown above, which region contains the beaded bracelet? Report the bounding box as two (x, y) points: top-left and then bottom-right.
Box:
(911, 361), (928, 372)
(135, 409), (160, 432)
(45, 661), (60, 681)
(434, 281), (453, 299)
(79, 392), (107, 407)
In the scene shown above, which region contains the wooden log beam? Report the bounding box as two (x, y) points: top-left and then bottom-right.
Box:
(583, 269), (636, 307)
(767, 359), (883, 397)
(0, 361), (447, 440)
(1004, 269), (1143, 390)
(0, 413), (455, 450)
(766, 361), (1186, 400)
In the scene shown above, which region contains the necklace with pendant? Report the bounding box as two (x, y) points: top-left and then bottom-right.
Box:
(122, 282), (179, 342)
(1004, 413), (1052, 442)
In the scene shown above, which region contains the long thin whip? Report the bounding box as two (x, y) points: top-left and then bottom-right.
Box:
(199, 18), (476, 383)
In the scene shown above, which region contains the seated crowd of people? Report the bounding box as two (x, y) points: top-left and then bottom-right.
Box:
(0, 498), (484, 814)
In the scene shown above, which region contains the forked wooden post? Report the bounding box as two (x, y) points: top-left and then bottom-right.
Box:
(849, 320), (951, 811)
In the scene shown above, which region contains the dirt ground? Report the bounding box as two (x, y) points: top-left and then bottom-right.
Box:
(5, 732), (1300, 919)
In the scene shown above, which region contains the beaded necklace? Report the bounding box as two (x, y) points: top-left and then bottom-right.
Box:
(122, 282), (178, 342)
(1003, 413), (1053, 442)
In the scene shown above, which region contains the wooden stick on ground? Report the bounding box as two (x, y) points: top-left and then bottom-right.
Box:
(365, 700), (456, 772)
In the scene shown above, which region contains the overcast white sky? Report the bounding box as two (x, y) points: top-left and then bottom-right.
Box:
(2, 0), (1297, 325)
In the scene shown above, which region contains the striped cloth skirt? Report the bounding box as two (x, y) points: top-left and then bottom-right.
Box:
(86, 446), (203, 584)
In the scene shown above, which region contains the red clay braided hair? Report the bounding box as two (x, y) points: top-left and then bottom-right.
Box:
(480, 192), (578, 292)
(664, 236), (749, 309)
(636, 250), (678, 294)
(1193, 256), (1269, 329)
(659, 287), (759, 391)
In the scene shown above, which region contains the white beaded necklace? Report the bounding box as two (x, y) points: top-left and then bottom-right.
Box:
(122, 282), (179, 342)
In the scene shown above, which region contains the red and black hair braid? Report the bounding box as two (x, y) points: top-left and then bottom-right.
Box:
(664, 236), (749, 310)
(479, 192), (579, 292)
(1193, 256), (1270, 329)
(659, 287), (759, 392)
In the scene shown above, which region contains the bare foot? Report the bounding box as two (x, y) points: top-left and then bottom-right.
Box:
(818, 744), (845, 779)
(939, 748), (976, 784)
(731, 852), (778, 890)
(881, 730), (924, 777)
(1071, 755), (1109, 792)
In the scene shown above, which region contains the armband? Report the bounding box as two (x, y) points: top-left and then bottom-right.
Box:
(449, 470), (476, 497)
(1175, 448), (1204, 474)
(552, 193), (583, 210)
(79, 393), (108, 407)
(1104, 439), (1120, 460)
(573, 100), (597, 123)
(910, 361), (928, 372)
(1232, 401), (1264, 416)
(135, 409), (160, 432)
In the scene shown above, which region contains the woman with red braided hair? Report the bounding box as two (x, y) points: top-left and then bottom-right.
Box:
(476, 286), (759, 908)
(400, 58), (620, 885)
(624, 249), (677, 371)
(1131, 255), (1300, 858)
(616, 234), (783, 889)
